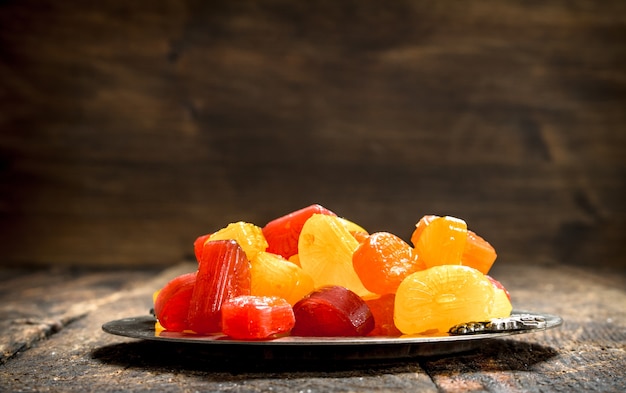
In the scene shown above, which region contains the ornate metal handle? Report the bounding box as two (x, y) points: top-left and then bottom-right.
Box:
(449, 314), (548, 335)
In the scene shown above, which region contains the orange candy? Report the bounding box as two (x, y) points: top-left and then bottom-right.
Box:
(156, 208), (510, 340)
(462, 230), (497, 274)
(352, 232), (425, 295)
(411, 215), (468, 268)
(411, 215), (497, 274)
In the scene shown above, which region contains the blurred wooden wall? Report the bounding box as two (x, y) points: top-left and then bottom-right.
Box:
(1, 1), (624, 269)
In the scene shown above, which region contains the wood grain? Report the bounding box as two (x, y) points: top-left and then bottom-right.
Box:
(1, 0), (625, 268)
(0, 262), (624, 392)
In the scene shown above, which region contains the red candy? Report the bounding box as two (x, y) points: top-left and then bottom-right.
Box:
(291, 286), (375, 337)
(188, 240), (251, 334)
(154, 272), (196, 332)
(365, 294), (402, 337)
(262, 204), (337, 259)
(193, 233), (212, 261)
(221, 295), (295, 340)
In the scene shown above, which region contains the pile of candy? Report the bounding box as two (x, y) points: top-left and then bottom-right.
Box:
(153, 204), (512, 339)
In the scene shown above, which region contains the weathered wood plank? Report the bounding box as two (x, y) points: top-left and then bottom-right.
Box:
(0, 263), (624, 392)
(0, 0), (624, 268)
(0, 265), (174, 364)
(421, 262), (626, 392)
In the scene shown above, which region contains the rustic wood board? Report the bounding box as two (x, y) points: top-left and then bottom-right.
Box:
(0, 262), (624, 392)
(1, 0), (625, 269)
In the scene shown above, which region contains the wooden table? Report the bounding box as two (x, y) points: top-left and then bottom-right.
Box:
(1, 1), (625, 391)
(1, 261), (624, 392)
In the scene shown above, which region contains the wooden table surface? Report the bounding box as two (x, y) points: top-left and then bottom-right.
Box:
(1, 1), (625, 391)
(1, 261), (624, 392)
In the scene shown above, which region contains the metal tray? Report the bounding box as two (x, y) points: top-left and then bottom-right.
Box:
(102, 311), (562, 360)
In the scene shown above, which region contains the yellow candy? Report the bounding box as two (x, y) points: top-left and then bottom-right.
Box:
(250, 251), (314, 305)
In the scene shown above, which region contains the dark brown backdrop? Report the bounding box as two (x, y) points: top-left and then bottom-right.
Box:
(1, 0), (624, 269)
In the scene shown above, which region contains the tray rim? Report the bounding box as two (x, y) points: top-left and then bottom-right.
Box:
(102, 310), (563, 347)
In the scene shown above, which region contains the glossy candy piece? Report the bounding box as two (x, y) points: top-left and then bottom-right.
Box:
(462, 230), (497, 274)
(352, 232), (424, 295)
(154, 272), (197, 332)
(410, 215), (438, 246)
(411, 215), (497, 274)
(188, 239), (251, 334)
(394, 265), (495, 335)
(486, 275), (513, 318)
(262, 204), (337, 259)
(250, 251), (315, 305)
(411, 215), (468, 268)
(221, 295), (295, 340)
(209, 221), (268, 260)
(365, 294), (402, 337)
(291, 286), (375, 337)
(298, 214), (371, 297)
(193, 233), (212, 261)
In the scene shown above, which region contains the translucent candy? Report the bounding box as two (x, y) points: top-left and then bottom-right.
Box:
(221, 295), (295, 340)
(262, 204), (336, 259)
(209, 221), (268, 260)
(353, 232), (424, 295)
(188, 240), (251, 334)
(365, 294), (402, 337)
(154, 272), (196, 332)
(291, 286), (374, 337)
(250, 251), (314, 306)
(411, 216), (468, 268)
(394, 265), (495, 335)
(298, 214), (371, 297)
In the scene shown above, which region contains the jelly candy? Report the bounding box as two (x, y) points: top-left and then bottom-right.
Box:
(487, 275), (513, 317)
(394, 265), (495, 335)
(411, 216), (468, 268)
(291, 286), (375, 337)
(154, 272), (196, 332)
(262, 204), (337, 259)
(352, 232), (424, 295)
(462, 230), (497, 274)
(365, 294), (402, 337)
(188, 239), (251, 334)
(250, 251), (314, 305)
(208, 221), (268, 260)
(221, 295), (295, 340)
(193, 233), (212, 261)
(411, 215), (497, 274)
(298, 214), (371, 297)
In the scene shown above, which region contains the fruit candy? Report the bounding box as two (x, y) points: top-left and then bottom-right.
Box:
(411, 215), (468, 268)
(188, 239), (251, 334)
(298, 214), (371, 297)
(193, 233), (212, 261)
(208, 221), (268, 260)
(154, 272), (196, 332)
(291, 286), (375, 337)
(221, 295), (295, 340)
(262, 204), (337, 259)
(394, 265), (495, 335)
(487, 276), (513, 318)
(365, 294), (402, 336)
(352, 232), (425, 295)
(411, 215), (497, 274)
(462, 230), (497, 274)
(410, 214), (438, 245)
(250, 251), (315, 305)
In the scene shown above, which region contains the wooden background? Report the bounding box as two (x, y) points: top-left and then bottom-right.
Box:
(1, 0), (624, 269)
